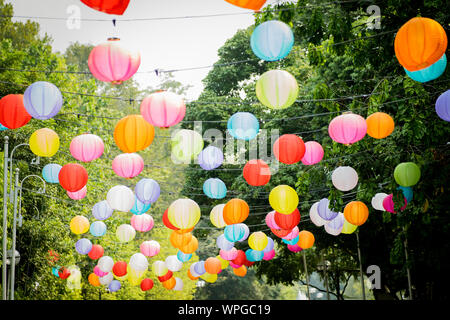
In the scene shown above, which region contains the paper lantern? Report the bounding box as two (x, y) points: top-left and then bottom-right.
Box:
(94, 265), (108, 277)
(343, 201), (369, 226)
(0, 124), (7, 131)
(223, 198), (249, 225)
(140, 240), (160, 257)
(298, 230), (314, 249)
(224, 0), (266, 10)
(200, 272), (217, 283)
(161, 275), (176, 289)
(129, 253), (148, 271)
(239, 224), (250, 242)
(98, 256), (114, 273)
(112, 261), (127, 277)
(263, 249), (276, 261)
(128, 266), (145, 286)
(341, 219), (358, 234)
(204, 257), (222, 274)
(75, 238), (92, 255)
(173, 277), (184, 291)
(224, 223), (247, 242)
(171, 129), (204, 163)
(329, 113), (367, 145)
(99, 272), (113, 286)
(248, 232), (268, 251)
(88, 245), (104, 260)
(271, 228), (291, 238)
(116, 224), (136, 243)
(42, 164), (62, 184)
(405, 53), (447, 82)
(331, 166), (359, 191)
(130, 213), (154, 232)
(309, 201), (326, 227)
(273, 134), (305, 164)
(80, 0), (130, 15)
(287, 244), (303, 253)
(170, 231), (193, 249)
(282, 226), (299, 241)
(162, 209), (179, 231)
(382, 194), (407, 213)
(193, 261), (206, 276)
(317, 198), (338, 221)
(274, 208), (300, 230)
(251, 20), (294, 61)
(70, 215), (89, 235)
(245, 249), (264, 262)
(220, 248), (238, 261)
(256, 70), (298, 109)
(371, 193), (388, 211)
(179, 236), (199, 254)
(88, 273), (100, 287)
(282, 235), (299, 245)
(69, 133), (104, 162)
(23, 81), (63, 120)
(394, 17), (447, 72)
(90, 221), (107, 237)
(233, 265), (247, 277)
(269, 185), (298, 214)
(177, 251), (192, 263)
(210, 204), (227, 228)
(59, 163), (88, 192)
(135, 178), (160, 204)
(140, 278), (154, 291)
(394, 162), (421, 187)
(114, 114), (154, 153)
(216, 234), (234, 250)
(67, 185), (87, 200)
(231, 250), (246, 266)
(188, 268), (200, 280)
(92, 200), (113, 220)
(140, 91), (186, 128)
(0, 94), (31, 129)
(366, 112), (395, 139)
(88, 37), (140, 84)
(203, 178), (227, 199)
(167, 198), (201, 229)
(324, 213), (345, 236)
(227, 112), (259, 140)
(107, 185), (135, 212)
(301, 141), (324, 165)
(435, 90), (450, 121)
(130, 198), (151, 215)
(108, 280), (121, 292)
(397, 186), (413, 203)
(198, 146), (224, 170)
(29, 128), (60, 157)
(265, 211), (281, 229)
(243, 159), (271, 186)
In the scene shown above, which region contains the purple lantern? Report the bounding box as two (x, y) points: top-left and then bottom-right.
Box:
(325, 213), (345, 236)
(23, 81), (63, 120)
(75, 238), (92, 255)
(317, 198), (338, 221)
(262, 237), (274, 253)
(193, 261), (206, 276)
(216, 234), (234, 251)
(135, 178), (160, 204)
(435, 90), (450, 122)
(198, 146), (224, 170)
(108, 280), (121, 292)
(92, 200), (113, 221)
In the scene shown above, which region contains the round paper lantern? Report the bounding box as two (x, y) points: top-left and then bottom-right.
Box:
(231, 250), (246, 266)
(135, 178), (160, 204)
(224, 0), (266, 10)
(193, 261), (206, 276)
(301, 141), (324, 165)
(114, 114), (154, 153)
(92, 200), (113, 220)
(366, 112), (395, 139)
(344, 201), (369, 226)
(203, 178), (227, 199)
(140, 91), (186, 128)
(233, 265), (247, 277)
(173, 277), (184, 291)
(282, 235), (299, 245)
(0, 94), (31, 129)
(75, 238), (92, 255)
(371, 193), (388, 211)
(88, 273), (100, 287)
(179, 236), (199, 254)
(130, 213), (154, 232)
(223, 198), (249, 225)
(405, 53), (447, 82)
(394, 162), (421, 187)
(177, 251), (192, 263)
(227, 112), (259, 140)
(394, 17), (447, 72)
(274, 208), (300, 230)
(59, 163), (88, 192)
(210, 204), (227, 228)
(224, 223), (247, 242)
(256, 70), (298, 109)
(140, 278), (154, 291)
(298, 230), (315, 249)
(332, 166), (359, 191)
(198, 146), (224, 170)
(170, 231), (193, 248)
(382, 194), (408, 213)
(108, 280), (121, 292)
(116, 224), (136, 243)
(324, 213), (345, 236)
(171, 129), (204, 163)
(435, 90), (450, 121)
(99, 272), (113, 286)
(94, 265), (108, 277)
(200, 272), (217, 284)
(162, 209), (179, 231)
(243, 159), (271, 186)
(261, 237), (274, 253)
(88, 245), (104, 260)
(269, 185), (298, 214)
(317, 198), (338, 221)
(245, 249), (264, 262)
(67, 185), (87, 200)
(129, 253), (148, 271)
(98, 256), (114, 273)
(88, 37), (140, 84)
(167, 198), (201, 229)
(29, 128), (60, 157)
(328, 113), (367, 145)
(80, 0), (130, 15)
(107, 185), (135, 212)
(248, 231), (268, 251)
(251, 20), (294, 61)
(263, 249), (276, 261)
(271, 228), (291, 238)
(69, 133), (104, 163)
(397, 186), (413, 203)
(70, 215), (89, 235)
(0, 124), (6, 131)
(128, 266), (145, 286)
(287, 244), (303, 253)
(204, 257), (222, 274)
(162, 276), (176, 289)
(23, 81), (63, 120)
(90, 221), (107, 237)
(341, 219), (358, 234)
(130, 198), (151, 215)
(220, 247), (238, 261)
(265, 211), (281, 229)
(188, 268), (200, 280)
(112, 261), (127, 277)
(216, 234), (234, 250)
(42, 164), (62, 184)
(140, 240), (160, 257)
(239, 224), (250, 242)
(273, 134), (305, 164)
(282, 226), (299, 241)
(309, 201), (326, 227)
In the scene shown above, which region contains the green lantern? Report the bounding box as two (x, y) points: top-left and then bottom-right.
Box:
(394, 162), (421, 187)
(255, 70), (298, 109)
(341, 219), (358, 234)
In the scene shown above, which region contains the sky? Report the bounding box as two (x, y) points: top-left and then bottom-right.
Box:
(8, 0), (283, 100)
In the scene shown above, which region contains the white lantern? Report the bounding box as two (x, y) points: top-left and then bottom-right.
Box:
(309, 201), (326, 227)
(116, 224), (136, 243)
(165, 255), (183, 272)
(189, 263), (201, 278)
(98, 256), (114, 273)
(371, 193), (388, 211)
(107, 185), (135, 212)
(173, 277), (184, 291)
(331, 166), (359, 191)
(210, 204), (227, 228)
(324, 213), (345, 236)
(129, 252), (148, 271)
(99, 272), (113, 286)
(152, 260), (168, 277)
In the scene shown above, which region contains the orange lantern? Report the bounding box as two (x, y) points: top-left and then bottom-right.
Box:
(162, 276), (176, 289)
(88, 273), (100, 287)
(170, 231), (193, 249)
(204, 257), (222, 275)
(343, 201), (369, 226)
(233, 265), (247, 277)
(394, 17), (447, 71)
(187, 269), (199, 280)
(223, 198), (249, 225)
(224, 0), (266, 11)
(366, 112), (395, 139)
(297, 230), (315, 249)
(114, 115), (155, 153)
(179, 236), (198, 254)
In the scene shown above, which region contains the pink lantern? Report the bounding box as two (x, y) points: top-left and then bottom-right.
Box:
(287, 244), (303, 253)
(301, 141), (324, 165)
(140, 91), (186, 128)
(219, 247), (238, 261)
(282, 226), (299, 241)
(382, 194), (408, 213)
(88, 38), (141, 84)
(265, 211), (281, 229)
(70, 134), (104, 162)
(112, 153), (144, 179)
(94, 265), (108, 277)
(130, 213), (154, 232)
(229, 262), (241, 268)
(140, 240), (160, 257)
(328, 113), (367, 145)
(67, 185), (87, 200)
(263, 249), (276, 261)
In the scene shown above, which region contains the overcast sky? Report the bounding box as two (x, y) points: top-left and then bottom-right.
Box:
(8, 0), (282, 100)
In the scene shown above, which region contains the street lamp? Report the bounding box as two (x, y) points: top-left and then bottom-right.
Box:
(317, 258), (331, 300)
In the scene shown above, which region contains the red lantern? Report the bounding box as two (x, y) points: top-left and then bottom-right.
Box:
(80, 0), (130, 15)
(158, 270), (173, 282)
(231, 250), (246, 266)
(58, 267), (71, 280)
(273, 134), (305, 164)
(243, 159), (271, 186)
(270, 228), (292, 238)
(243, 258), (255, 268)
(140, 278), (154, 291)
(163, 209), (179, 231)
(112, 261), (127, 277)
(88, 244), (104, 260)
(274, 209), (301, 230)
(59, 163), (88, 192)
(0, 94), (31, 129)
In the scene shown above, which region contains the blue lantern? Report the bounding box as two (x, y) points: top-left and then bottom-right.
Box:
(282, 234), (299, 245)
(42, 163), (62, 184)
(203, 178), (227, 199)
(245, 249), (264, 262)
(227, 112), (259, 141)
(90, 221), (107, 237)
(0, 123), (7, 131)
(92, 200), (113, 221)
(238, 223), (249, 242)
(135, 178), (160, 204)
(224, 223), (246, 242)
(435, 90), (450, 122)
(23, 81), (63, 120)
(216, 234), (234, 251)
(108, 280), (121, 292)
(397, 186), (413, 203)
(130, 197), (151, 215)
(177, 251), (192, 262)
(198, 146), (224, 170)
(250, 20), (294, 61)
(405, 54), (447, 83)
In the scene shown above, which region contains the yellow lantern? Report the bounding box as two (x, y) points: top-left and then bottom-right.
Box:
(269, 185), (299, 214)
(341, 219), (358, 234)
(69, 215), (90, 235)
(200, 272), (218, 283)
(168, 198), (201, 230)
(216, 255), (229, 270)
(127, 265), (145, 286)
(210, 204), (227, 228)
(248, 231), (268, 251)
(152, 260), (168, 277)
(29, 128), (60, 157)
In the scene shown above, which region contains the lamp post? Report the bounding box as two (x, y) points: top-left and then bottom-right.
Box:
(356, 230), (366, 300)
(302, 250), (310, 300)
(8, 143), (39, 203)
(317, 258), (331, 300)
(2, 136), (9, 300)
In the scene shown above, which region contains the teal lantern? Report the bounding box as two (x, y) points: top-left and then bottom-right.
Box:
(130, 197), (151, 215)
(394, 162), (421, 187)
(203, 178), (227, 199)
(250, 20), (294, 61)
(90, 221), (107, 237)
(227, 112), (259, 141)
(42, 163), (62, 184)
(245, 249), (264, 262)
(397, 186), (413, 203)
(405, 54), (447, 83)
